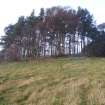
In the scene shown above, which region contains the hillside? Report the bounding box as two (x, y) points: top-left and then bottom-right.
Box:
(0, 58), (105, 105)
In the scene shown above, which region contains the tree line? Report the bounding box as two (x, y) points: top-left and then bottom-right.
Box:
(0, 6), (105, 61)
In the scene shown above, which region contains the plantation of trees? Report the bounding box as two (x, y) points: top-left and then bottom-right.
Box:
(0, 6), (105, 60)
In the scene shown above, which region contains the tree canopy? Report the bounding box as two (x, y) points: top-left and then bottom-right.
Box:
(0, 6), (105, 60)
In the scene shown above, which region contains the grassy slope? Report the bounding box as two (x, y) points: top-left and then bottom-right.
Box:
(0, 58), (105, 105)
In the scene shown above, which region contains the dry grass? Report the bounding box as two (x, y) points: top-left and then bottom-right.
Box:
(0, 57), (105, 105)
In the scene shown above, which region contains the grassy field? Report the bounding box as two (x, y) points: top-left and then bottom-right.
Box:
(0, 57), (105, 105)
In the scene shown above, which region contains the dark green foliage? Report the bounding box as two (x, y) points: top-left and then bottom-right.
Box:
(83, 31), (105, 57)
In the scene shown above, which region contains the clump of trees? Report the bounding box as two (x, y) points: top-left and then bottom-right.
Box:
(0, 6), (105, 61)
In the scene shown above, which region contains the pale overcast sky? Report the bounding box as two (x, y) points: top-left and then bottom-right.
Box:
(0, 0), (105, 36)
